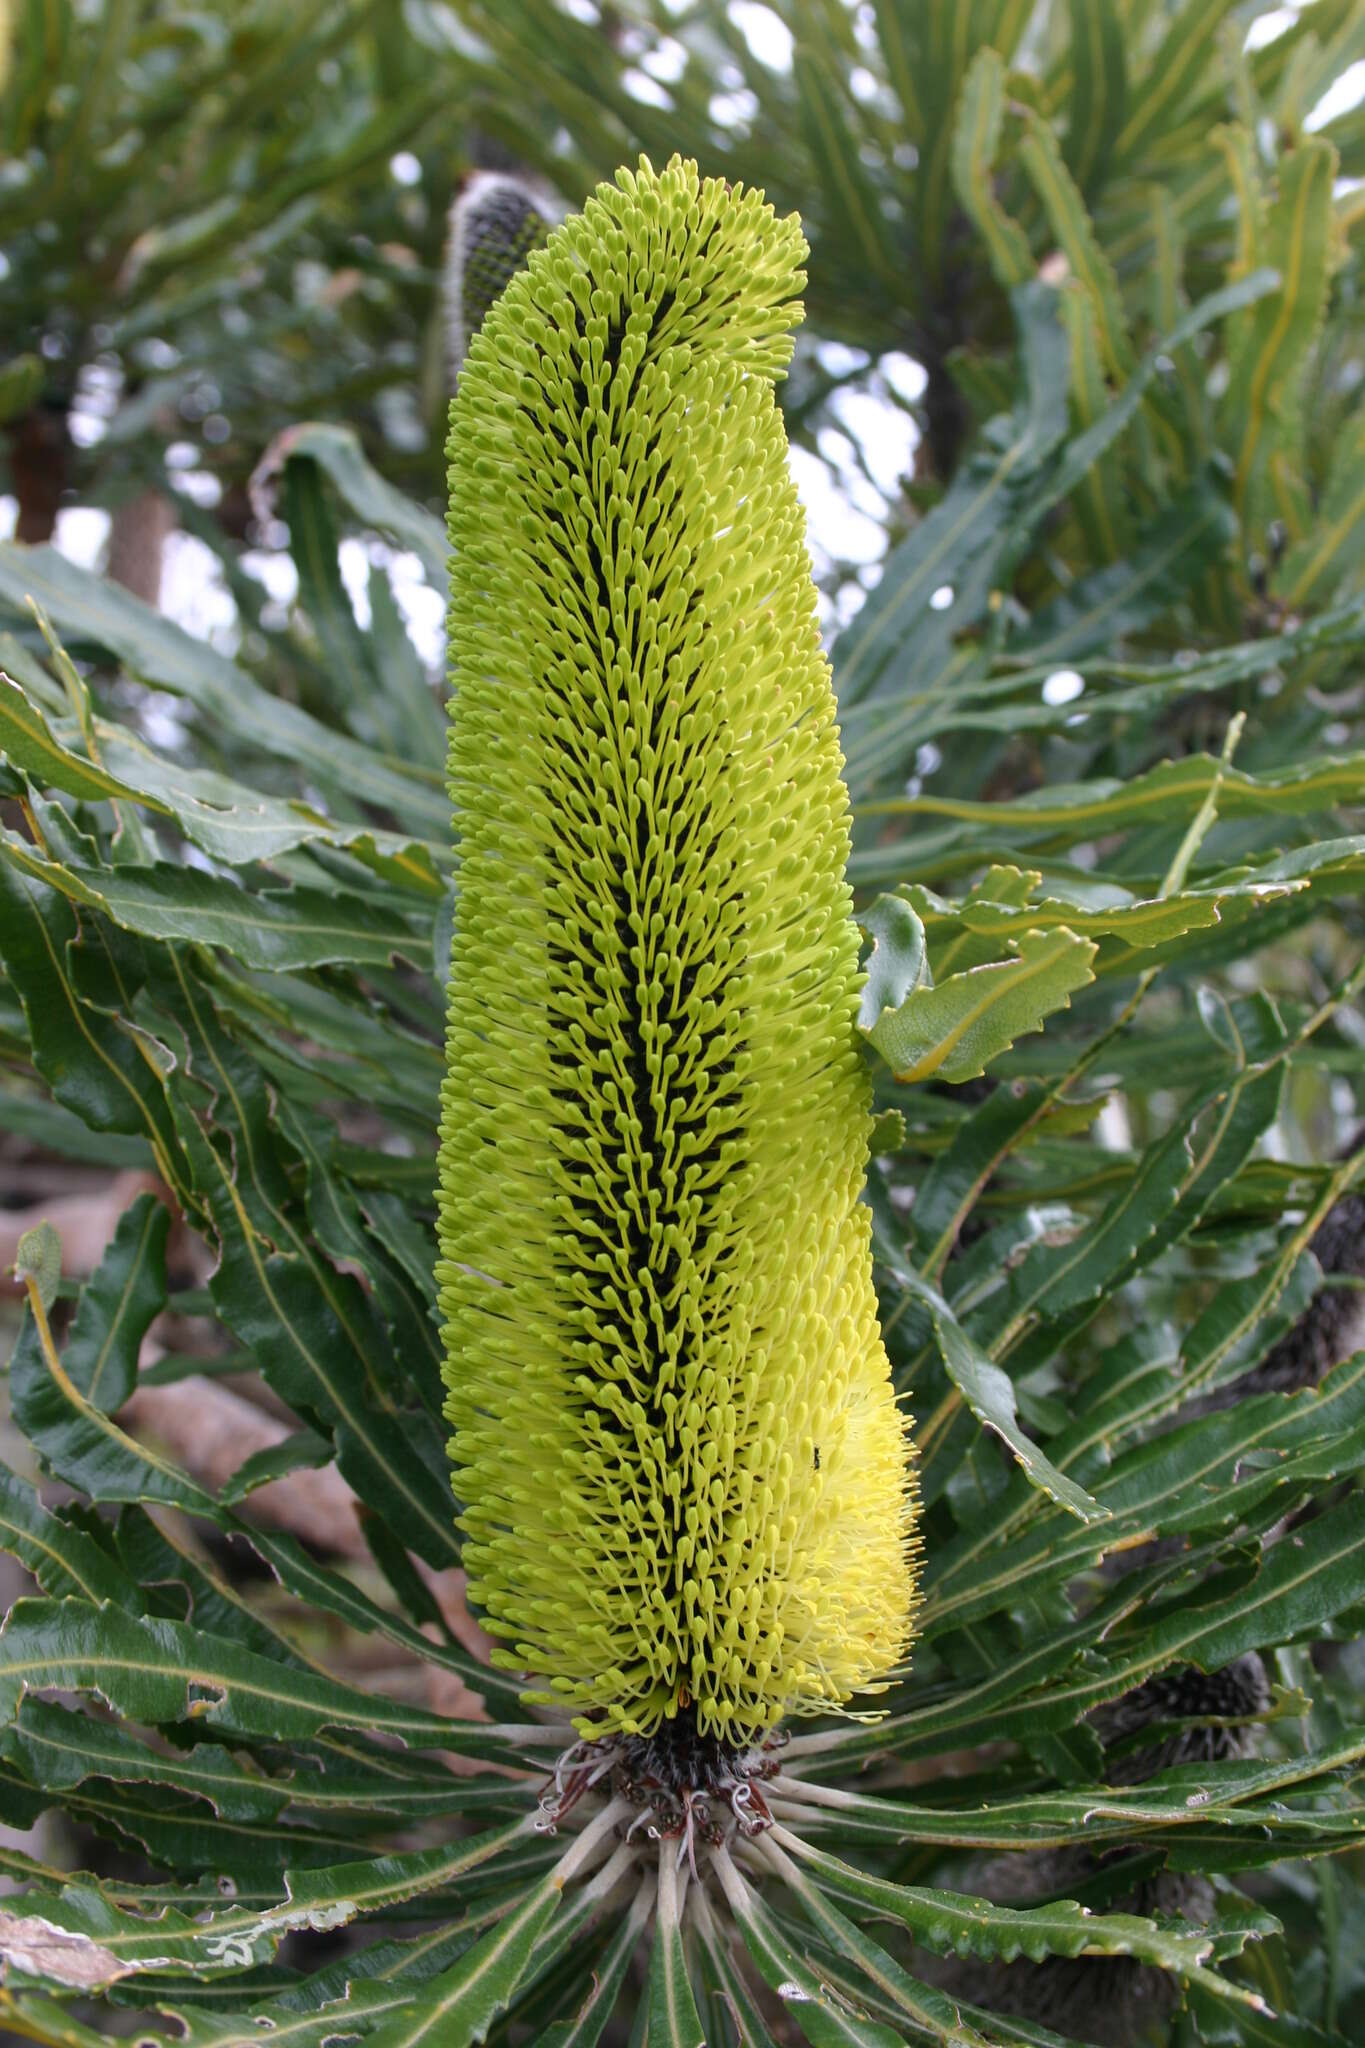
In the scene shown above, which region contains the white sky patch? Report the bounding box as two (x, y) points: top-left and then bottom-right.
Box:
(816, 341), (871, 376)
(881, 351), (929, 405)
(1245, 7), (1298, 51)
(68, 358), (123, 449)
(832, 385), (918, 497)
(54, 506), (111, 570)
(241, 549), (299, 607)
(388, 550), (445, 670)
(641, 36), (687, 83)
(623, 67), (673, 110)
(709, 86), (759, 126)
(390, 152), (422, 186)
(729, 0), (793, 70)
(161, 532), (239, 651)
(788, 444), (888, 571)
(1043, 668), (1085, 706)
(1308, 59), (1365, 130)
(339, 537), (373, 630)
(0, 496), (17, 541)
(170, 470), (223, 508)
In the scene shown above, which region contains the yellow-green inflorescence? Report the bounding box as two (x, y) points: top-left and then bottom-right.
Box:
(438, 154), (918, 1750)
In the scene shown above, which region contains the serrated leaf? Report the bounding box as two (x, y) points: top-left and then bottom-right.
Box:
(0, 834), (432, 973)
(11, 1196), (224, 1519)
(1281, 404), (1365, 604)
(1221, 139), (1339, 536)
(1018, 109), (1133, 378)
(1016, 476), (1236, 661)
(1064, 0), (1125, 194)
(861, 922), (1096, 1083)
(0, 866), (186, 1195)
(541, 1887), (651, 2048)
(905, 1271), (1106, 1523)
(859, 747), (1365, 864)
(0, 547), (447, 835)
(360, 1871), (564, 2047)
(0, 674), (157, 807)
(0, 1473), (137, 1611)
(90, 726), (445, 880)
(252, 421), (447, 590)
(775, 1729), (1365, 1850)
(713, 1845), (905, 2048)
(0, 1597), (540, 1763)
(952, 49), (1033, 288)
(760, 1838), (999, 2047)
(837, 281), (1070, 718)
(872, 1493), (1365, 1760)
(771, 1837), (1266, 2025)
(1116, 0), (1236, 165)
(0, 1815), (534, 1986)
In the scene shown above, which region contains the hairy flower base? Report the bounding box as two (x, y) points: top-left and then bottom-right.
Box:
(536, 1712), (788, 1879)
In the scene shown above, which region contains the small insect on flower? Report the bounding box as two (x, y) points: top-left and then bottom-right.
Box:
(438, 154), (918, 1788)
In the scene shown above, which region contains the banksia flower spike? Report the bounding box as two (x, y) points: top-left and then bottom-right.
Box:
(438, 155), (917, 1794)
(444, 170), (560, 384)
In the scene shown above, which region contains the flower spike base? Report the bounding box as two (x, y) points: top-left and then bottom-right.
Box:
(439, 148), (917, 1880)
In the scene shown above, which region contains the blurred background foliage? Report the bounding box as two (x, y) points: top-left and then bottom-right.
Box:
(1, 2), (1365, 2044)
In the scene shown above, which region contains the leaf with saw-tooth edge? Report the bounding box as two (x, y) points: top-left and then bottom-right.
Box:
(1018, 109), (1134, 378)
(0, 866), (185, 1188)
(951, 50), (1033, 288)
(359, 1870), (566, 2048)
(901, 1271), (1107, 1524)
(0, 1810), (537, 1984)
(10, 1198), (221, 1520)
(713, 1843), (909, 2048)
(0, 673), (157, 808)
(0, 545), (447, 834)
(1064, 0), (1126, 194)
(0, 1473), (138, 1612)
(251, 420), (447, 589)
(763, 1852), (1001, 2048)
(1115, 0), (1237, 165)
(766, 1829), (1264, 2006)
(859, 914), (1096, 1084)
(835, 282), (1071, 713)
(1015, 475), (1236, 661)
(0, 1597), (541, 1763)
(794, 54), (895, 288)
(0, 833), (433, 974)
(1220, 139), (1339, 539)
(1281, 405), (1365, 604)
(146, 953), (461, 1568)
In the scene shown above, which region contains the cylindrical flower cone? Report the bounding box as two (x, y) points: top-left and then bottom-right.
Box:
(438, 153), (918, 1750)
